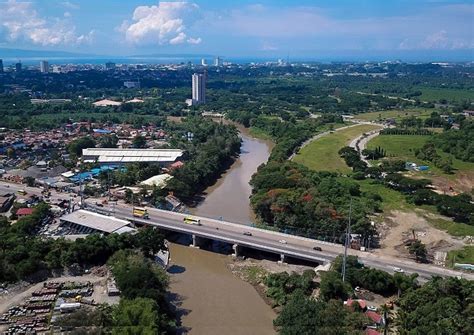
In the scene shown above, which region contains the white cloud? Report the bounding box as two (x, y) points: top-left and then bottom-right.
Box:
(64, 11), (72, 18)
(400, 30), (474, 50)
(187, 37), (201, 44)
(60, 1), (80, 10)
(0, 0), (92, 46)
(260, 41), (278, 51)
(121, 1), (201, 45)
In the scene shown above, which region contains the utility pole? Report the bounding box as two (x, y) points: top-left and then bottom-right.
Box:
(342, 198), (352, 282)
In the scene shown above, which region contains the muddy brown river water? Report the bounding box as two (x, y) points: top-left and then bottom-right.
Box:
(168, 133), (276, 334)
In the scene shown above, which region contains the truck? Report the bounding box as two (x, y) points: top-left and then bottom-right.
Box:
(183, 216), (201, 225)
(133, 207), (149, 219)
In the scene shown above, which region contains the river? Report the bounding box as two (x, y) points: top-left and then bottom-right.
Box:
(168, 132), (276, 335)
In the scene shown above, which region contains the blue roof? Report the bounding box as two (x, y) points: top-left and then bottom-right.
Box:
(93, 129), (112, 134)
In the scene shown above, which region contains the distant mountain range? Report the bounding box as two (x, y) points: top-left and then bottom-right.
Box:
(0, 48), (214, 60)
(0, 48), (96, 59)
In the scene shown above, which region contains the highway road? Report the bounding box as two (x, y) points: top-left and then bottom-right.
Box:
(88, 201), (474, 281)
(1, 180), (473, 281)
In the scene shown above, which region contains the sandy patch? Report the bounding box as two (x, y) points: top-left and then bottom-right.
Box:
(374, 210), (466, 260)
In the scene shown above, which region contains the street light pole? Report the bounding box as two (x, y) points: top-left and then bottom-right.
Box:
(342, 198), (352, 283)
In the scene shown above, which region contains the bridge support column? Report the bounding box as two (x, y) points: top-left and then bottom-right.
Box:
(232, 244), (240, 258)
(278, 254), (287, 265)
(190, 234), (201, 249)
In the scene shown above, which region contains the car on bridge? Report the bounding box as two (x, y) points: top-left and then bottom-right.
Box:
(278, 239), (287, 244)
(243, 232), (252, 236)
(313, 246), (322, 251)
(393, 267), (404, 273)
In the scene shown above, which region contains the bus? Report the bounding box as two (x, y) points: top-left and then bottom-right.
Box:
(183, 216), (201, 225)
(133, 207), (149, 219)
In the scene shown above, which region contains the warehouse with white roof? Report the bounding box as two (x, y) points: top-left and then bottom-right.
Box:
(59, 209), (136, 235)
(82, 148), (184, 166)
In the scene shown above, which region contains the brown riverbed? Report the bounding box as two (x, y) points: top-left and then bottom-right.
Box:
(168, 131), (276, 334)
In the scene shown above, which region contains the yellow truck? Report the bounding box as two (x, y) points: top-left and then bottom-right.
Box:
(133, 207), (149, 219)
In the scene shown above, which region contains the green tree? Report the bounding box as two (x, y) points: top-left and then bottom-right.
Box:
(67, 136), (96, 158)
(319, 271), (351, 302)
(408, 240), (428, 263)
(132, 135), (147, 148)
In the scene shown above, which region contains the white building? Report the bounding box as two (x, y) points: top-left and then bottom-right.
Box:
(192, 73), (206, 105)
(40, 60), (49, 73)
(124, 81), (140, 89)
(82, 148), (184, 166)
(201, 58), (207, 66)
(214, 56), (222, 67)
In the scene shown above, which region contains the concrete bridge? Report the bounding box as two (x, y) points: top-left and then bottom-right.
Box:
(87, 203), (474, 281)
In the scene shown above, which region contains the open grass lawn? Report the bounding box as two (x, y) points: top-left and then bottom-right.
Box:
(419, 88), (474, 102)
(425, 217), (474, 237)
(355, 108), (434, 122)
(447, 246), (474, 267)
(293, 124), (381, 173)
(367, 135), (474, 178)
(357, 179), (412, 212)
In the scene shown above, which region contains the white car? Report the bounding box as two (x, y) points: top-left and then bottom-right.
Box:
(393, 267), (405, 273)
(367, 306), (377, 312)
(278, 239), (287, 244)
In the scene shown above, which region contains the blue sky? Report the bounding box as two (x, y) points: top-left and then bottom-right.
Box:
(0, 0), (473, 60)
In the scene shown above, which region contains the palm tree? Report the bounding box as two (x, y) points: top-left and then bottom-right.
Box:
(380, 304), (391, 335)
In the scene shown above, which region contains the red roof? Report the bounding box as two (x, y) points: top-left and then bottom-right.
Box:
(16, 208), (34, 216)
(170, 161), (184, 169)
(345, 299), (367, 310)
(366, 311), (383, 324)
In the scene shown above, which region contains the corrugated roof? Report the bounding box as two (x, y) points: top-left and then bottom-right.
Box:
(82, 148), (183, 163)
(60, 209), (131, 234)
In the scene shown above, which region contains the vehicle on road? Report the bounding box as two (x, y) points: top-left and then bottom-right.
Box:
(313, 246), (322, 251)
(133, 207), (149, 219)
(278, 239), (287, 244)
(393, 267), (404, 273)
(367, 306), (377, 312)
(184, 216), (201, 225)
(17, 189), (27, 195)
(95, 202), (104, 207)
(243, 232), (252, 236)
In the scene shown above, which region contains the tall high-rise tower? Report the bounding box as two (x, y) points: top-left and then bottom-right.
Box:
(192, 73), (206, 105)
(0, 59), (3, 73)
(214, 56), (222, 67)
(15, 61), (22, 72)
(40, 60), (49, 73)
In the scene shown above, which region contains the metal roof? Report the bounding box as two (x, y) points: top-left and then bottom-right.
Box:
(82, 148), (183, 164)
(60, 209), (131, 234)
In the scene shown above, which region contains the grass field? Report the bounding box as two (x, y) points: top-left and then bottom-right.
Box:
(355, 108), (434, 122)
(367, 135), (474, 178)
(425, 217), (474, 237)
(293, 124), (381, 173)
(357, 179), (412, 212)
(447, 246), (474, 267)
(419, 88), (474, 102)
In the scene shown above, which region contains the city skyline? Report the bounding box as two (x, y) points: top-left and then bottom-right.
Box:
(0, 0), (472, 61)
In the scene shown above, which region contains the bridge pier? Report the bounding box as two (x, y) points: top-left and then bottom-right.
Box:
(232, 244), (240, 258)
(189, 234), (204, 249)
(278, 254), (287, 265)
